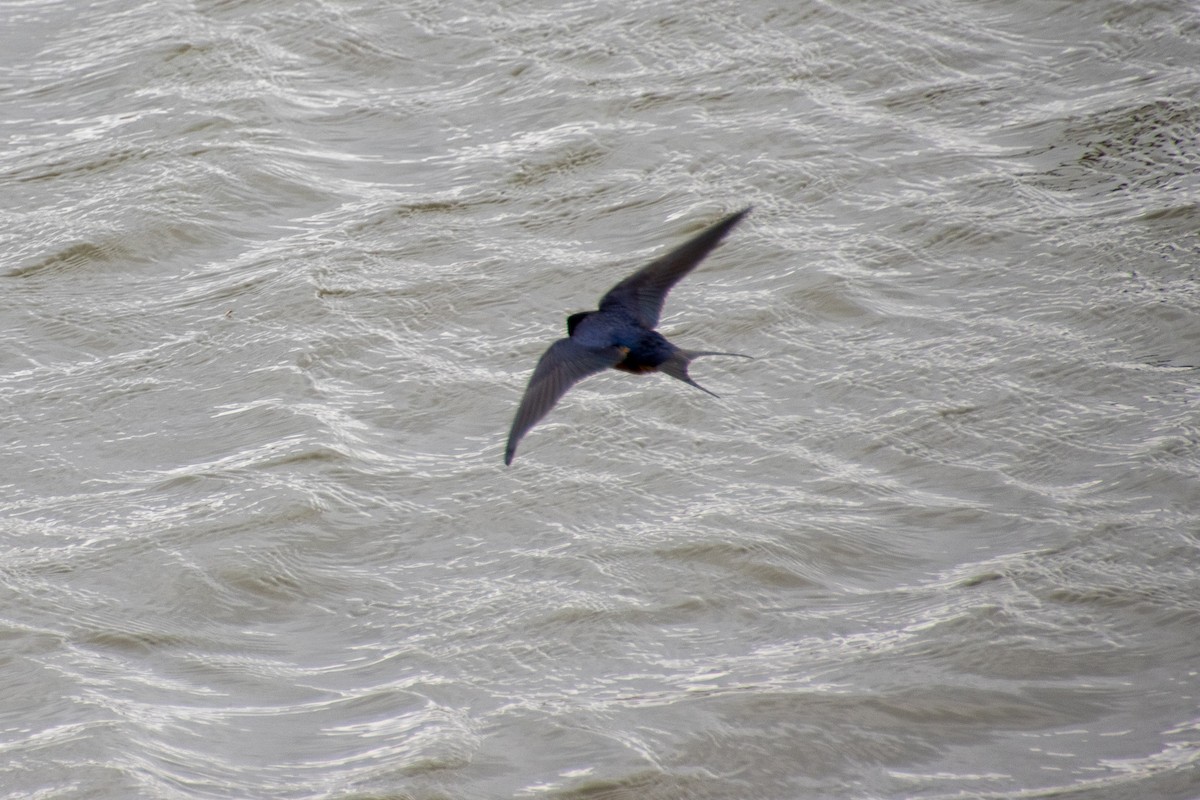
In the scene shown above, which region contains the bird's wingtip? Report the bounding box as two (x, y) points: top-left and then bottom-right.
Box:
(713, 205), (752, 232)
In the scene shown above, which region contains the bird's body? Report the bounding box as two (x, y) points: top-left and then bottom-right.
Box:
(504, 207), (751, 465)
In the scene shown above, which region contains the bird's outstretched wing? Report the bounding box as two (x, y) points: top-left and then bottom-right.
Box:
(598, 207), (750, 329)
(505, 338), (626, 465)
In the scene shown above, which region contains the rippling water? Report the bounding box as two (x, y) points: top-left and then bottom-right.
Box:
(3, 1), (1199, 798)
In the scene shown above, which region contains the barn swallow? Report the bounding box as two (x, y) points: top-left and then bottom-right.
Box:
(504, 207), (751, 465)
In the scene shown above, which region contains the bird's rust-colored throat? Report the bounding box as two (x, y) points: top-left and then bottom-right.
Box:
(614, 357), (654, 374)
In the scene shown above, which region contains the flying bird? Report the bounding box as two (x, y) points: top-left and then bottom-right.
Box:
(504, 207), (751, 465)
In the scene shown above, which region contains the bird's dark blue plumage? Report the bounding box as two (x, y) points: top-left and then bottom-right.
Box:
(504, 207), (751, 465)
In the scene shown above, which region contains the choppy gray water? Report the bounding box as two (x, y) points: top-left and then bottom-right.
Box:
(3, 1), (1199, 798)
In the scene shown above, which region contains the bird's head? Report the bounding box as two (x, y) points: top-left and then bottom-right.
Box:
(566, 311), (593, 337)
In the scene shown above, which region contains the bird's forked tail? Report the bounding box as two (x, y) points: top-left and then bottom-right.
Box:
(660, 349), (753, 398)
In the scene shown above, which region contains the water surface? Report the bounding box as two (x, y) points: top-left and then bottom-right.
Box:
(2, 1), (1199, 798)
